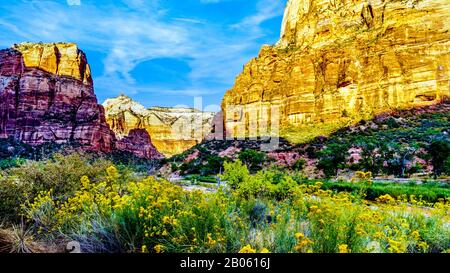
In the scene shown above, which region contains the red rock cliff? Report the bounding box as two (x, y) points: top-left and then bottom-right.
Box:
(0, 42), (162, 159)
(116, 129), (163, 159)
(0, 42), (116, 152)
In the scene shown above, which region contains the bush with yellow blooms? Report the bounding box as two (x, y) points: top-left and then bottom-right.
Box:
(21, 162), (449, 253)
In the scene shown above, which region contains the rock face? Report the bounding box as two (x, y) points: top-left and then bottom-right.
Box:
(103, 95), (218, 157)
(116, 129), (163, 159)
(0, 43), (116, 151)
(0, 42), (161, 159)
(222, 0), (450, 143)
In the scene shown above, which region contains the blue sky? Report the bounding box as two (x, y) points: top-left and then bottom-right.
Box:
(0, 0), (286, 111)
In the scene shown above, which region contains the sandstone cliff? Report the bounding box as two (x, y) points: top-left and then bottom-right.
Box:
(116, 128), (163, 159)
(0, 42), (116, 151)
(222, 0), (450, 144)
(0, 43), (161, 159)
(103, 95), (217, 157)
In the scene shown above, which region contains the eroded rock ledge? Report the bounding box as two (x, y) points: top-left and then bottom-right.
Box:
(104, 95), (218, 157)
(222, 0), (450, 143)
(0, 43), (161, 159)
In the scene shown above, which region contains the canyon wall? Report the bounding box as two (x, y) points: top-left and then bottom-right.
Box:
(0, 43), (161, 159)
(222, 0), (450, 143)
(0, 42), (116, 151)
(116, 128), (163, 159)
(103, 95), (217, 157)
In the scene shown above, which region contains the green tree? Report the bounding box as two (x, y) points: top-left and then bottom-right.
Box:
(428, 140), (450, 177)
(317, 143), (348, 178)
(238, 149), (267, 173)
(358, 142), (384, 175)
(200, 155), (226, 176)
(292, 158), (306, 172)
(219, 160), (249, 189)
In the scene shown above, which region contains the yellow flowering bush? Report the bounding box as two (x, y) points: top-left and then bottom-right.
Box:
(238, 244), (256, 253)
(338, 244), (349, 253)
(0, 153), (114, 221)
(294, 232), (312, 253)
(22, 162), (449, 253)
(353, 171), (373, 181)
(377, 194), (396, 204)
(24, 165), (243, 253)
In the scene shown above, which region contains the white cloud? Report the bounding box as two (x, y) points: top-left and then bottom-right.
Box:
(67, 0), (81, 6)
(173, 18), (206, 24)
(0, 0), (286, 106)
(232, 0), (285, 36)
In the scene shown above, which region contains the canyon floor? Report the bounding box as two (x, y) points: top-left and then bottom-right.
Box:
(0, 101), (448, 254)
(0, 0), (449, 255)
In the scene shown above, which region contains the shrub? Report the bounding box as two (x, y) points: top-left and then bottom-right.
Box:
(179, 155), (226, 176)
(0, 153), (113, 221)
(21, 163), (450, 254)
(179, 160), (202, 175)
(301, 180), (450, 203)
(201, 155), (226, 175)
(0, 158), (26, 170)
(219, 160), (249, 189)
(235, 172), (274, 199)
(428, 140), (450, 177)
(317, 143), (348, 178)
(24, 167), (246, 253)
(292, 158), (306, 172)
(358, 143), (385, 175)
(238, 149), (267, 173)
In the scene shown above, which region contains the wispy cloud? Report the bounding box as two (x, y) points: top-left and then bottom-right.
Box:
(0, 0), (285, 107)
(67, 0), (81, 6)
(232, 0), (284, 35)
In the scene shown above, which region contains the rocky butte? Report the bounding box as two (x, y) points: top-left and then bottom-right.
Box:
(222, 0), (450, 144)
(0, 42), (161, 159)
(116, 128), (164, 159)
(103, 95), (217, 157)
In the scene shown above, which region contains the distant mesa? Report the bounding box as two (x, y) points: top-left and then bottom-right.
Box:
(3, 0), (450, 160)
(103, 94), (219, 157)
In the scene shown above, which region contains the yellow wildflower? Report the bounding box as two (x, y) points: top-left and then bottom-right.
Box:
(106, 165), (119, 181)
(338, 244), (349, 253)
(295, 232), (305, 240)
(162, 216), (170, 224)
(80, 176), (90, 189)
(239, 245), (256, 253)
(154, 244), (163, 253)
(418, 241), (428, 252)
(207, 233), (217, 247)
(260, 248), (270, 253)
(377, 194), (395, 204)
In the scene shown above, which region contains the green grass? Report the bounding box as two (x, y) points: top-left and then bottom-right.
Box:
(185, 174), (218, 184)
(281, 119), (353, 144)
(297, 179), (450, 203)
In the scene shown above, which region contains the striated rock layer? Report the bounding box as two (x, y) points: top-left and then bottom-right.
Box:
(0, 42), (161, 159)
(103, 95), (217, 157)
(116, 129), (163, 159)
(222, 0), (450, 143)
(0, 43), (116, 151)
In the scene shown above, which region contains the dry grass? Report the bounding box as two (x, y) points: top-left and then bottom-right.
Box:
(0, 223), (60, 253)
